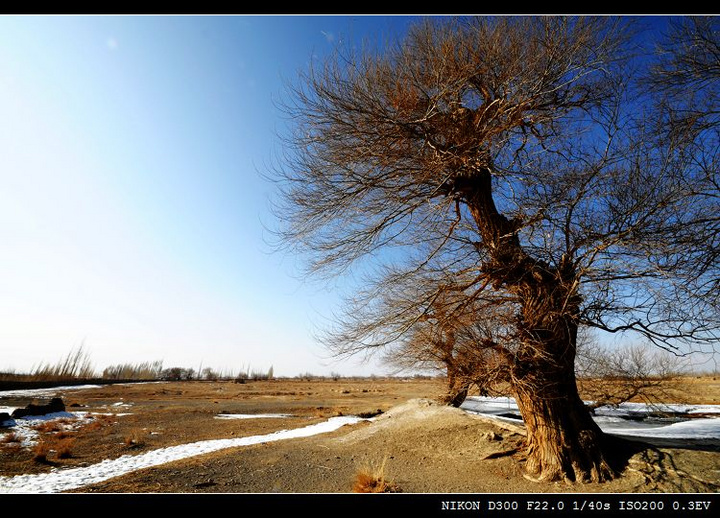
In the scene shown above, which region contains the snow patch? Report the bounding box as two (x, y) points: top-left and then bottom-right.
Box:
(215, 413), (291, 420)
(0, 415), (364, 493)
(461, 396), (720, 440)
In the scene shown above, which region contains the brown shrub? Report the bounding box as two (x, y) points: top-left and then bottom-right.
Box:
(32, 441), (51, 463)
(32, 421), (61, 433)
(1, 432), (22, 452)
(1, 431), (20, 445)
(124, 430), (145, 448)
(81, 419), (104, 432)
(55, 437), (76, 459)
(352, 457), (401, 493)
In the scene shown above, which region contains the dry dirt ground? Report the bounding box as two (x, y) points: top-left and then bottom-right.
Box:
(1, 377), (719, 494)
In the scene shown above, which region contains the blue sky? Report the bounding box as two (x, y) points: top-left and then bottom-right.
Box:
(0, 15), (419, 377)
(1, 15), (697, 378)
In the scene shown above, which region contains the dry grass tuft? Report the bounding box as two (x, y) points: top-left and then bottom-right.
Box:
(1, 431), (22, 452)
(353, 456), (401, 493)
(1, 431), (20, 444)
(32, 421), (61, 433)
(124, 429), (146, 449)
(54, 437), (76, 459)
(81, 419), (104, 432)
(32, 441), (51, 463)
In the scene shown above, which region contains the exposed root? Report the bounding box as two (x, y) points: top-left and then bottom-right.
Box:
(627, 447), (720, 492)
(522, 438), (619, 484)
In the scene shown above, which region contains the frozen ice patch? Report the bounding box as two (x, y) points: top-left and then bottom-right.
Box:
(461, 396), (720, 442)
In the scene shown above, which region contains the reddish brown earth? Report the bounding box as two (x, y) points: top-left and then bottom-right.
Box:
(1, 376), (719, 494)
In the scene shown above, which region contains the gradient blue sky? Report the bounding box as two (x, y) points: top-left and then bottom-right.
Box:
(0, 15), (420, 377)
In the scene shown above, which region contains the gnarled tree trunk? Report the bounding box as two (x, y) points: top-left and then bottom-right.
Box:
(460, 166), (618, 482)
(513, 368), (616, 483)
(441, 365), (471, 407)
(509, 280), (616, 482)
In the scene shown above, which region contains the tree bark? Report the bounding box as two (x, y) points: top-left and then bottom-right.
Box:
(512, 367), (617, 483)
(459, 166), (618, 482)
(507, 281), (618, 482)
(441, 366), (470, 407)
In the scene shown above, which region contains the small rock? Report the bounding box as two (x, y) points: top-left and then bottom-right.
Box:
(0, 412), (14, 427)
(484, 431), (503, 441)
(11, 397), (65, 418)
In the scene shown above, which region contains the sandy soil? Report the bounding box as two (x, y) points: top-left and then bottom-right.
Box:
(1, 377), (719, 494)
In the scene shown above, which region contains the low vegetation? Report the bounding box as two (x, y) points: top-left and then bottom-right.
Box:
(55, 437), (76, 459)
(123, 430), (146, 449)
(32, 441), (51, 463)
(26, 345), (95, 381)
(353, 457), (401, 493)
(102, 361), (164, 381)
(576, 340), (686, 411)
(0, 346), (276, 385)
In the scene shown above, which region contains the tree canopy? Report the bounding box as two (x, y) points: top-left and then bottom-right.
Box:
(274, 16), (718, 359)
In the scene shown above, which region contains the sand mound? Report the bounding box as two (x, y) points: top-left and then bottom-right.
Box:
(339, 398), (525, 445)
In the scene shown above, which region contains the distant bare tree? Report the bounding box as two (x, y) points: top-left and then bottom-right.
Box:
(201, 367), (219, 381)
(271, 16), (720, 483)
(576, 338), (682, 411)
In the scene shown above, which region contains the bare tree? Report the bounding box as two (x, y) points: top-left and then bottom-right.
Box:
(576, 338), (682, 412)
(383, 286), (512, 406)
(271, 16), (720, 483)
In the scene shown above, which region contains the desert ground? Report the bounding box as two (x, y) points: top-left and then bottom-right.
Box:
(1, 376), (719, 494)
